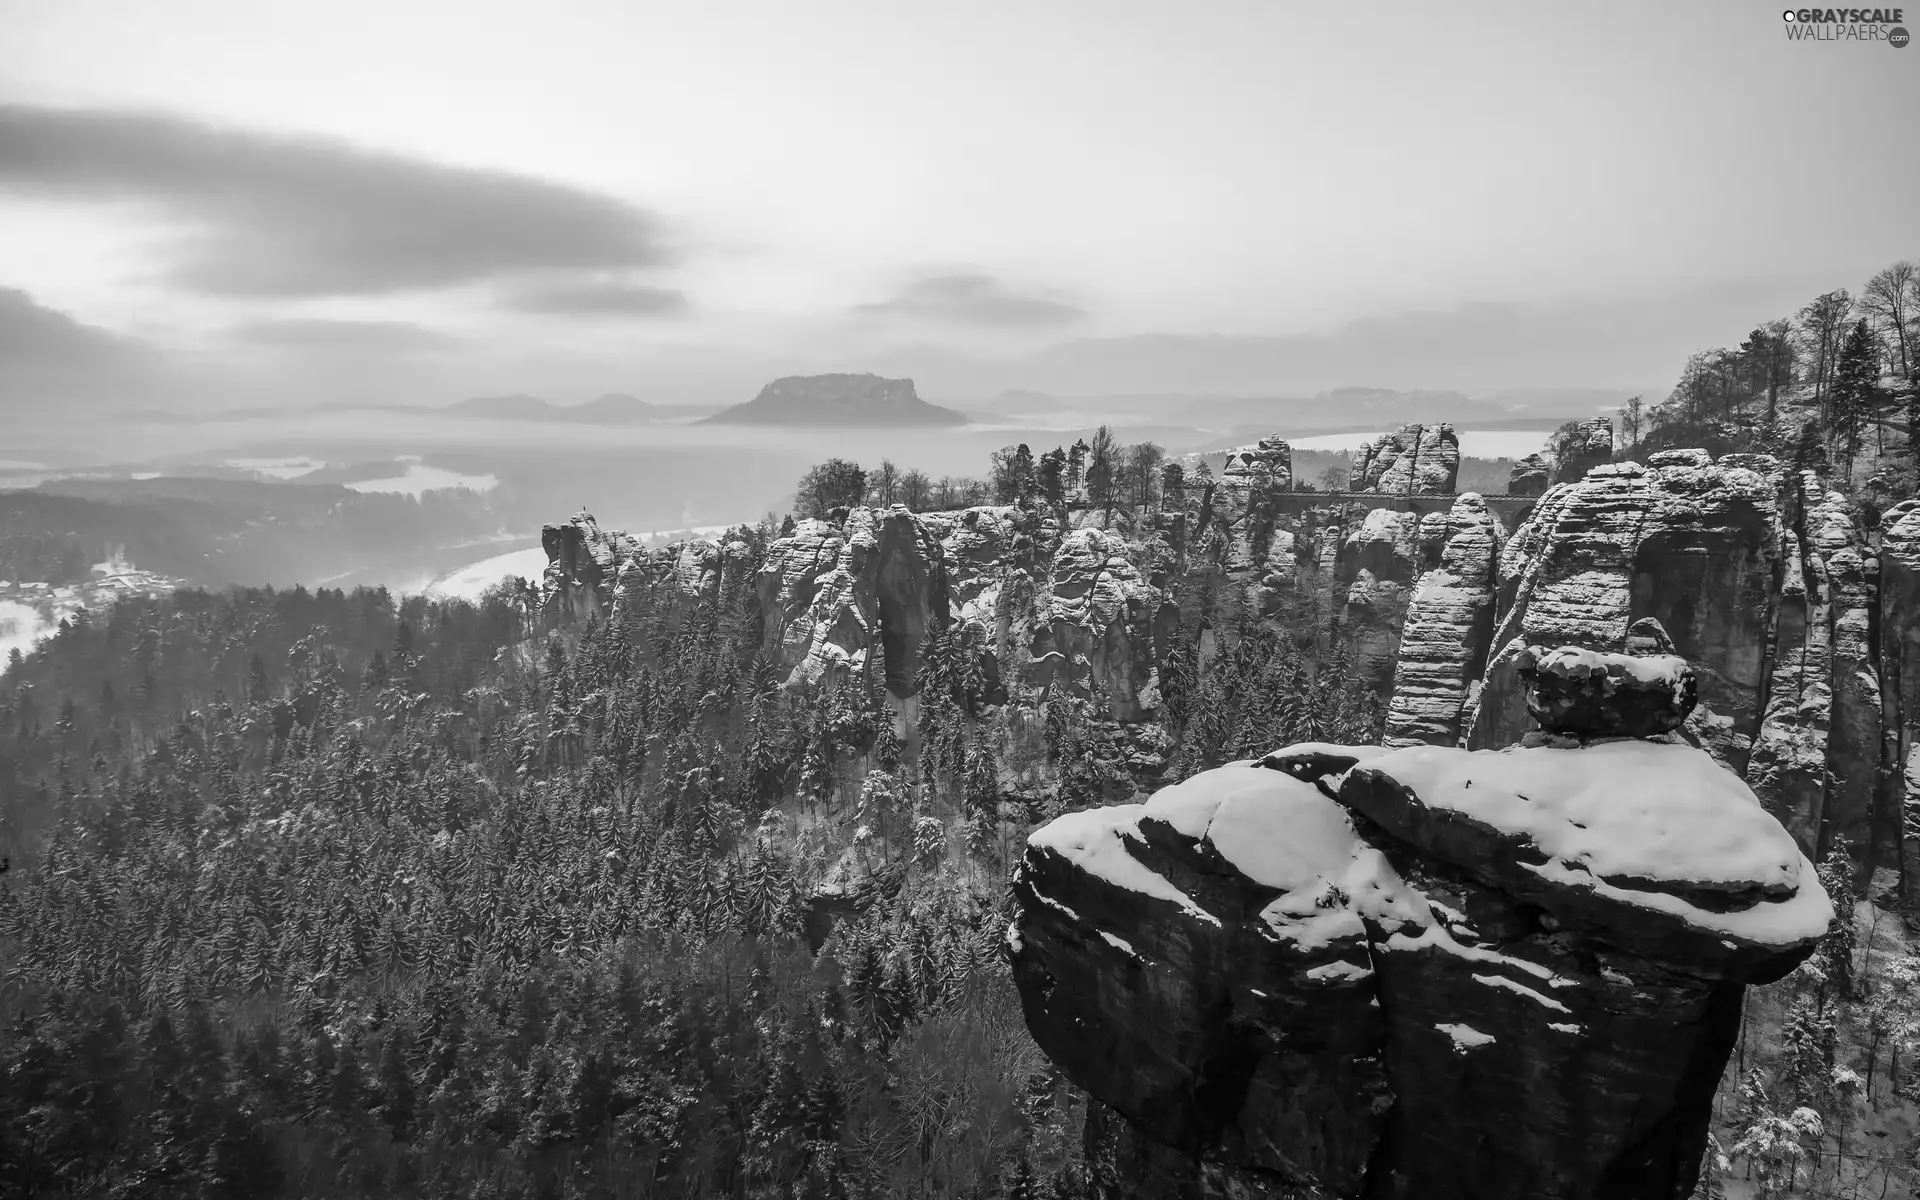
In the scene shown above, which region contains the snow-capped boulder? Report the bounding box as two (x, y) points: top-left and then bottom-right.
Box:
(1009, 731), (1828, 1198)
(1515, 644), (1697, 737)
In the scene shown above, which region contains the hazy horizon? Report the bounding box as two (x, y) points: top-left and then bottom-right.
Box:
(2, 0), (1914, 422)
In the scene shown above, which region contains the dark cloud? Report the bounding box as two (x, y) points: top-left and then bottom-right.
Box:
(0, 287), (171, 416)
(0, 105), (675, 298)
(0, 286), (151, 367)
(502, 280), (689, 316)
(228, 318), (460, 352)
(853, 273), (1085, 328)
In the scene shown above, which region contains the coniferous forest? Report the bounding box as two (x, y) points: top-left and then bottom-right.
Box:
(0, 489), (1383, 1199)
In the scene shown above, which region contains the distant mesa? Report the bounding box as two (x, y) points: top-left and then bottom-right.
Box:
(700, 373), (968, 427)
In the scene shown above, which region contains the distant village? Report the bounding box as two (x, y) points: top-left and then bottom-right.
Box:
(0, 553), (181, 654)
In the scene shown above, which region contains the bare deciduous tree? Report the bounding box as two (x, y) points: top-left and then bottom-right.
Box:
(1861, 262), (1918, 383)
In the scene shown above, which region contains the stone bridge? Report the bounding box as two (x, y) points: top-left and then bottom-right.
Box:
(1275, 490), (1539, 529)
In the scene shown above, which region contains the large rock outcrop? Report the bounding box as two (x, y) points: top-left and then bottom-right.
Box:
(1878, 501), (1920, 891)
(1333, 509), (1423, 696)
(544, 434), (1920, 893)
(1351, 423), (1459, 495)
(1382, 495), (1499, 747)
(1508, 453), (1551, 497)
(1467, 453), (1783, 771)
(547, 500), (1175, 722)
(1012, 719), (1830, 1198)
(1550, 417), (1615, 485)
(1219, 436), (1294, 492)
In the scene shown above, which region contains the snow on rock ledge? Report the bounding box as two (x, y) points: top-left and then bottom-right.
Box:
(1010, 741), (1830, 1199)
(1344, 740), (1829, 981)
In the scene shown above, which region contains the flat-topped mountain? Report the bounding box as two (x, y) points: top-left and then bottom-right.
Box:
(700, 373), (967, 426)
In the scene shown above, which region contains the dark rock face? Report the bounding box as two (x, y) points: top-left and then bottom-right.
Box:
(1334, 509), (1423, 696)
(1878, 501), (1920, 891)
(1550, 417), (1615, 485)
(1467, 455), (1783, 771)
(1508, 453), (1550, 497)
(541, 511), (637, 622)
(1010, 734), (1828, 1200)
(1515, 644), (1697, 737)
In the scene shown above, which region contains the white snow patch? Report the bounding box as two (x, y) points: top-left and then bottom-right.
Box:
(1548, 1022), (1583, 1035)
(1472, 972), (1572, 1013)
(425, 546), (549, 600)
(1261, 742), (1394, 765)
(1522, 851), (1831, 947)
(346, 456), (498, 496)
(1099, 931), (1138, 957)
(1143, 763), (1362, 891)
(1259, 843), (1433, 950)
(1435, 1022), (1497, 1052)
(226, 455), (325, 479)
(1005, 920), (1023, 954)
(1133, 759), (1428, 950)
(1031, 887), (1081, 922)
(1367, 741), (1809, 910)
(0, 600), (56, 663)
(1305, 961), (1374, 982)
(1382, 921), (1577, 990)
(1028, 805), (1221, 926)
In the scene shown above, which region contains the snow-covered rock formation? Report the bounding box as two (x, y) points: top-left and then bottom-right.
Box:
(1011, 670), (1831, 1198)
(543, 438), (1920, 898)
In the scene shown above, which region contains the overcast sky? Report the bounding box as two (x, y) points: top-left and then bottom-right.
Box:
(0, 0), (1913, 410)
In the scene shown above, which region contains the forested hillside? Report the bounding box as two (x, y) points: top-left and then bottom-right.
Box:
(0, 505), (1378, 1198)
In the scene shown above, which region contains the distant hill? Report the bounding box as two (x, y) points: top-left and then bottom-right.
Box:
(448, 393), (556, 420)
(569, 392), (653, 422)
(972, 389), (1074, 414)
(444, 393), (675, 423)
(702, 374), (967, 427)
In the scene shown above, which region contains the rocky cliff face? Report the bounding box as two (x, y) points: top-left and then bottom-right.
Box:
(543, 437), (1916, 881)
(1351, 423), (1459, 494)
(1381, 495), (1498, 747)
(1551, 416), (1616, 485)
(1458, 449), (1918, 881)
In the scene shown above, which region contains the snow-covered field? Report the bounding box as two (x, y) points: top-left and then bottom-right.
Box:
(226, 456), (326, 479)
(346, 456), (499, 496)
(1288, 430), (1554, 459)
(424, 546), (549, 600)
(0, 600), (55, 664)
